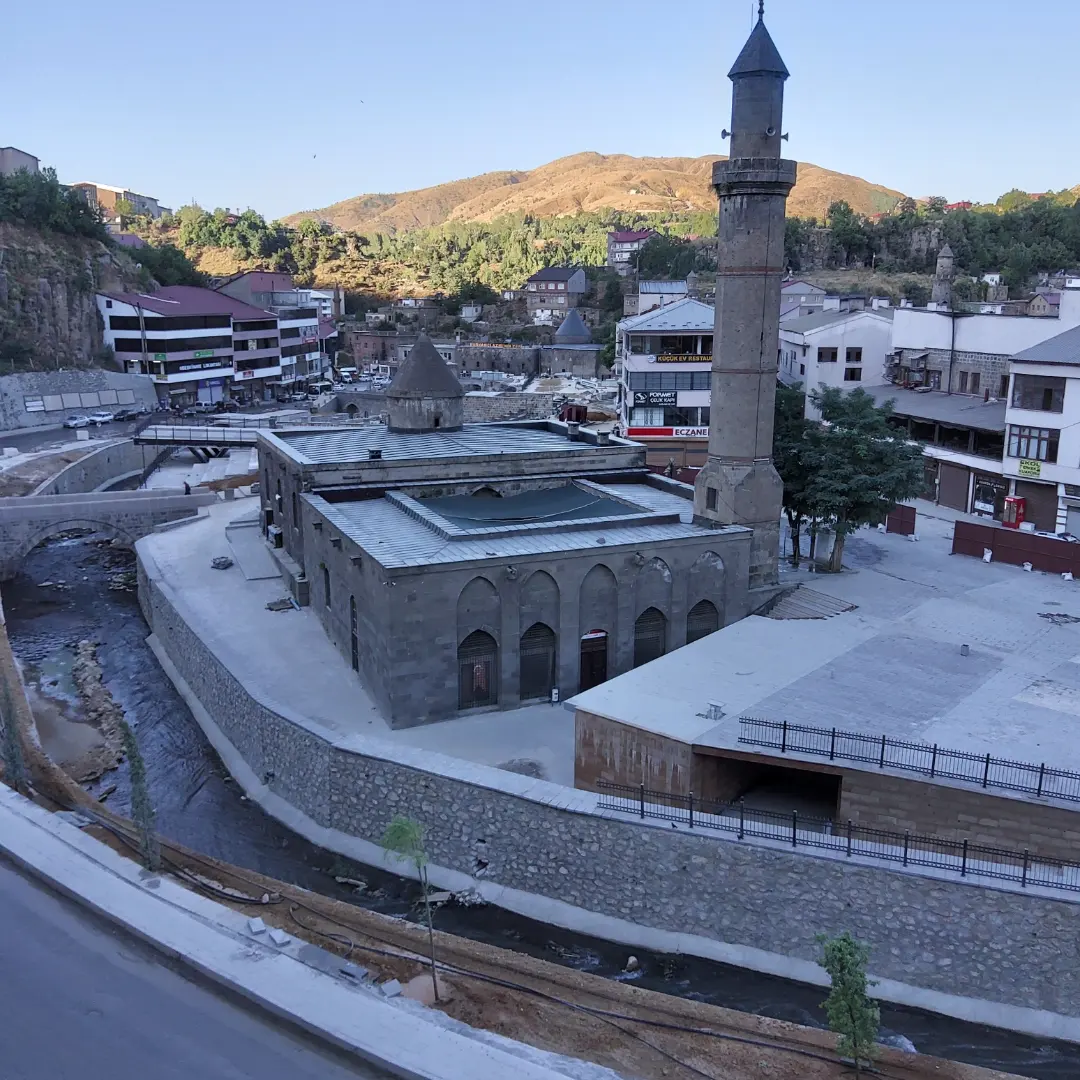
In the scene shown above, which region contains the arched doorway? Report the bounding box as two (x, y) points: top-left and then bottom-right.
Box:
(579, 630), (608, 691)
(633, 607), (667, 668)
(519, 622), (556, 701)
(687, 599), (720, 644)
(350, 596), (359, 671)
(458, 630), (498, 709)
(345, 403), (359, 418)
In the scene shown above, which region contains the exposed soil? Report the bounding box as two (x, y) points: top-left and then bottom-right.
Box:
(0, 447), (91, 496)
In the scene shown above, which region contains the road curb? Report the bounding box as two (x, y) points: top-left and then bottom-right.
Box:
(0, 787), (600, 1080)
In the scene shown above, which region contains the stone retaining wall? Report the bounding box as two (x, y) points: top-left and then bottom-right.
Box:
(138, 552), (1080, 1023)
(32, 438), (158, 496)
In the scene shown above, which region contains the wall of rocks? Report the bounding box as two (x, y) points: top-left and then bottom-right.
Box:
(138, 554), (1080, 1020)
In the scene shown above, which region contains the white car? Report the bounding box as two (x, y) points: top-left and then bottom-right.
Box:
(87, 411), (114, 425)
(63, 415), (90, 429)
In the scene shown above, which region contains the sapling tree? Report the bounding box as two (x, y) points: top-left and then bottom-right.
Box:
(382, 814), (440, 1002)
(121, 718), (160, 872)
(818, 931), (880, 1076)
(0, 679), (28, 794)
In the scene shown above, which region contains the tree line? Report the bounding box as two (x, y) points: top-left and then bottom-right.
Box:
(0, 167), (108, 241)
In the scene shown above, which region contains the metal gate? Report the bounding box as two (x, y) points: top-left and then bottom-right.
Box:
(633, 607), (667, 668)
(458, 630), (498, 709)
(519, 623), (556, 701)
(1016, 479), (1059, 533)
(686, 600), (719, 643)
(937, 463), (970, 512)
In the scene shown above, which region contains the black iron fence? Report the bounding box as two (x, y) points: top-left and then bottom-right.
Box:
(738, 716), (1080, 804)
(595, 781), (1080, 893)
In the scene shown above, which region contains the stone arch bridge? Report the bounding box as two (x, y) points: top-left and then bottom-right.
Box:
(0, 490), (215, 580)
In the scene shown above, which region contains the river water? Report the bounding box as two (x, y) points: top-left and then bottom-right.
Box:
(4, 533), (1077, 1079)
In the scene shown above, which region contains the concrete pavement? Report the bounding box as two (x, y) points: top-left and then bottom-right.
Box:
(0, 860), (390, 1080)
(0, 786), (619, 1080)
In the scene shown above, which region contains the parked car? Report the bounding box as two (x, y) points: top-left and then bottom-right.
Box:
(87, 411), (114, 425)
(214, 400), (240, 413)
(63, 415), (90, 428)
(111, 407), (137, 421)
(288, 392), (309, 403)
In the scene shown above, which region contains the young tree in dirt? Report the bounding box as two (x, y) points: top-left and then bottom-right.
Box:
(121, 718), (160, 872)
(382, 815), (440, 1002)
(805, 387), (925, 572)
(773, 383), (816, 568)
(0, 679), (28, 794)
(818, 931), (880, 1076)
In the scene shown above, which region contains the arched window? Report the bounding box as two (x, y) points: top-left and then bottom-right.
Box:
(519, 622), (556, 701)
(633, 607), (667, 668)
(687, 600), (720, 644)
(579, 630), (608, 692)
(458, 630), (498, 709)
(323, 565), (331, 609)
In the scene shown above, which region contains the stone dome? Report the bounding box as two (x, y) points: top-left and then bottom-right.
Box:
(385, 335), (464, 433)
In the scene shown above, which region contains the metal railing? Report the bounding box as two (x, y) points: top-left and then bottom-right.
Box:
(595, 781), (1080, 892)
(738, 717), (1080, 804)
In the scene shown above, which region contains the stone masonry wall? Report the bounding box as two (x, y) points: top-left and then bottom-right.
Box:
(32, 438), (157, 496)
(139, 553), (1080, 1018)
(463, 393), (557, 423)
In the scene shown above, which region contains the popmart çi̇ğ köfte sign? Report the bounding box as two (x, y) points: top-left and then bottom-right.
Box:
(626, 427), (709, 438)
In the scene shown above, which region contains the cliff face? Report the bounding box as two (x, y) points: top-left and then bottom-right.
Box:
(0, 223), (141, 371)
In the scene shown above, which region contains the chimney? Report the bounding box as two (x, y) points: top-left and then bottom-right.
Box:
(566, 421), (581, 440)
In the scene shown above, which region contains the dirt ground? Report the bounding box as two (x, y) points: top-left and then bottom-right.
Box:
(0, 447), (91, 496)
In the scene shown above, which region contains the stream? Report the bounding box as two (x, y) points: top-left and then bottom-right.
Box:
(4, 533), (1077, 1079)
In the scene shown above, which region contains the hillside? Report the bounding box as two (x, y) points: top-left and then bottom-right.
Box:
(285, 152), (904, 233)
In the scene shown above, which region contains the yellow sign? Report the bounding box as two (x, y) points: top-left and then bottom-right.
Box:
(1018, 459), (1041, 478)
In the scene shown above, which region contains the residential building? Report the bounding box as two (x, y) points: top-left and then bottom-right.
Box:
(1004, 324), (1080, 533)
(606, 229), (656, 275)
(71, 183), (171, 221)
(460, 303), (484, 323)
(778, 308), (895, 414)
(308, 287), (343, 319)
(346, 328), (401, 372)
(0, 146), (38, 176)
(623, 280), (689, 317)
(394, 338), (457, 367)
(616, 297), (714, 467)
(216, 272), (324, 385)
(524, 267), (589, 324)
(1027, 292), (1061, 318)
(97, 286), (284, 407)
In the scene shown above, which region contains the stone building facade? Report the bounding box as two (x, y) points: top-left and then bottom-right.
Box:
(258, 338), (750, 727)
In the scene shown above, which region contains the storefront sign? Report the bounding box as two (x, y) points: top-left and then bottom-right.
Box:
(1019, 459), (1042, 478)
(634, 391), (677, 407)
(177, 359), (229, 373)
(673, 427), (709, 437)
(153, 352), (167, 361)
(654, 354), (711, 364)
(193, 349), (214, 358)
(626, 426), (709, 439)
(236, 369), (255, 380)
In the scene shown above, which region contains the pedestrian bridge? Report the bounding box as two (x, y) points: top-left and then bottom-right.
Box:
(134, 425), (261, 448)
(0, 489), (216, 580)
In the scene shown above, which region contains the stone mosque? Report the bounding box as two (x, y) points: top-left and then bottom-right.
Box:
(257, 9), (795, 726)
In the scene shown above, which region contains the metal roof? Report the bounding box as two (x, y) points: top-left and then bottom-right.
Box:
(307, 481), (739, 569)
(276, 423), (602, 465)
(1013, 323), (1080, 367)
(639, 281), (688, 294)
(554, 309), (591, 343)
(780, 311), (851, 333)
(527, 267), (581, 283)
(860, 385), (1006, 432)
(101, 285), (275, 320)
(619, 297), (715, 333)
(728, 17), (789, 79)
(386, 335), (463, 398)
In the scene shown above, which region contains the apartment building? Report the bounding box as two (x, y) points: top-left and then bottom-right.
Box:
(97, 286), (283, 407)
(779, 306), (894, 415)
(0, 146), (39, 176)
(623, 280), (689, 317)
(606, 229), (656, 275)
(616, 297), (714, 467)
(71, 183), (171, 221)
(524, 267), (589, 324)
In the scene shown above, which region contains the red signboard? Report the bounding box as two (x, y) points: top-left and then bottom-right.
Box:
(626, 427), (709, 439)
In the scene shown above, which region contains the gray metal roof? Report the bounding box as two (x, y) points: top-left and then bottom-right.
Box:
(386, 335), (463, 399)
(1013, 323), (1080, 367)
(619, 297), (714, 333)
(780, 311), (851, 333)
(861, 385), (1006, 432)
(554, 308), (591, 343)
(639, 281), (688, 294)
(728, 17), (789, 79)
(307, 480), (739, 569)
(276, 423), (601, 465)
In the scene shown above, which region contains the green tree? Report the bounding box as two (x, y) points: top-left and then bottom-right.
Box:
(818, 931), (880, 1076)
(805, 387), (925, 571)
(121, 719), (159, 872)
(773, 383), (815, 568)
(114, 198), (136, 221)
(382, 815), (440, 1002)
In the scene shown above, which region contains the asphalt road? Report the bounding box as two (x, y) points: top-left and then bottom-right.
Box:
(0, 860), (390, 1080)
(0, 421), (142, 454)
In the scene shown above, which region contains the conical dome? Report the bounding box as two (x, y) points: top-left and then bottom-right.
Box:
(386, 336), (464, 433)
(728, 18), (789, 79)
(554, 309), (591, 345)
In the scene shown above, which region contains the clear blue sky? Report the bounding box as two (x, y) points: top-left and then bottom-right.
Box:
(5, 0), (1078, 221)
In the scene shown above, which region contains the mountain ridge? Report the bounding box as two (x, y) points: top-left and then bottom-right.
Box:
(284, 152), (905, 234)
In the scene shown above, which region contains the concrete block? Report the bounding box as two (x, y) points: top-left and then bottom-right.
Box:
(380, 979), (402, 998)
(268, 928), (291, 946)
(248, 916), (267, 934)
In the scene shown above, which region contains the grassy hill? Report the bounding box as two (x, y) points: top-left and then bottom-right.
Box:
(285, 152), (904, 233)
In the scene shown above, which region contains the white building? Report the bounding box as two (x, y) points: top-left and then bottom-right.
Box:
(1005, 324), (1080, 534)
(306, 287), (342, 319)
(0, 146), (38, 176)
(616, 297), (714, 467)
(779, 308), (894, 415)
(623, 280), (689, 317)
